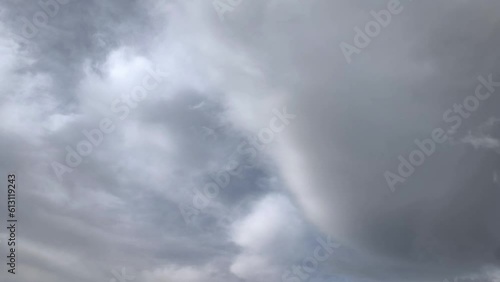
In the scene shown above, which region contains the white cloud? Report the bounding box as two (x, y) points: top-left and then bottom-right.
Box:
(462, 134), (500, 150)
(229, 194), (305, 281)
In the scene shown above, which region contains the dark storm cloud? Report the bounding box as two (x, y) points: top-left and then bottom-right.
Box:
(241, 0), (500, 280)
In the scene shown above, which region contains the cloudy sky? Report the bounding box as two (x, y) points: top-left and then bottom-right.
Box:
(1, 0), (500, 281)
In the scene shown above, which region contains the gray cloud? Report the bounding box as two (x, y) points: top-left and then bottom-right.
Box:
(1, 1), (500, 282)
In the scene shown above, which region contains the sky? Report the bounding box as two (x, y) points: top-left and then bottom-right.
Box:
(1, 0), (500, 281)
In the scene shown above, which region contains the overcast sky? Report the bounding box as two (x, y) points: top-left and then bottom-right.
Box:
(1, 0), (500, 281)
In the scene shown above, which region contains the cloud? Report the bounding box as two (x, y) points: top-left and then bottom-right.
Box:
(2, 0), (500, 281)
(230, 194), (306, 280)
(462, 135), (500, 150)
(462, 117), (500, 151)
